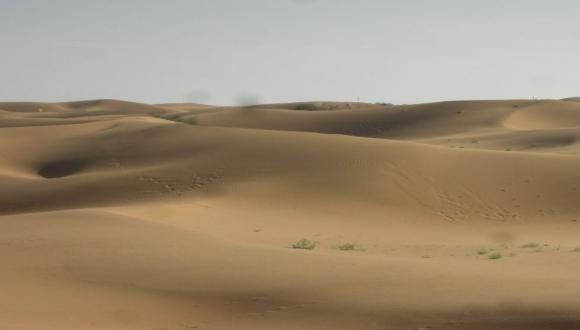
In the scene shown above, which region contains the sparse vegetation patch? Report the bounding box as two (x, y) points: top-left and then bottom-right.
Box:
(291, 239), (317, 250)
(179, 116), (198, 125)
(337, 243), (359, 251)
(521, 242), (540, 248)
(295, 103), (318, 111)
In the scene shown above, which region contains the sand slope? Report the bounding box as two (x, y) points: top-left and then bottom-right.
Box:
(1, 99), (579, 329)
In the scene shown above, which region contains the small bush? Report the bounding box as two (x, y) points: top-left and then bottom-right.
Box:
(521, 242), (540, 248)
(180, 116), (198, 125)
(488, 252), (503, 260)
(295, 103), (318, 111)
(572, 247), (580, 252)
(337, 243), (357, 251)
(291, 239), (317, 250)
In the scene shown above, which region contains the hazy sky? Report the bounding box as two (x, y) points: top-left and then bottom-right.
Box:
(1, 0), (579, 105)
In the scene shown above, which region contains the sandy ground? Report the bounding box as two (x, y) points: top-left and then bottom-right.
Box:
(1, 99), (579, 329)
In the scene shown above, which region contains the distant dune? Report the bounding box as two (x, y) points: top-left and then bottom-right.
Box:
(1, 98), (579, 330)
(561, 96), (580, 103)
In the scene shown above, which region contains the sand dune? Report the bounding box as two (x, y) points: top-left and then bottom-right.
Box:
(1, 98), (579, 329)
(561, 97), (580, 103)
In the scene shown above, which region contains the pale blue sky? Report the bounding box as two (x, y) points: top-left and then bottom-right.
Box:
(1, 0), (579, 105)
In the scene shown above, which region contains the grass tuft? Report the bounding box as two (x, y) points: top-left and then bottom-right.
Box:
(521, 242), (540, 248)
(180, 116), (198, 125)
(337, 243), (357, 251)
(291, 239), (317, 250)
(488, 252), (503, 260)
(165, 115), (198, 125)
(295, 103), (318, 111)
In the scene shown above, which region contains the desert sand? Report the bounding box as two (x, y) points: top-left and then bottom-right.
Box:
(1, 98), (579, 329)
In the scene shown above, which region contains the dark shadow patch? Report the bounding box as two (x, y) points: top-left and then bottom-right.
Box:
(38, 160), (87, 178)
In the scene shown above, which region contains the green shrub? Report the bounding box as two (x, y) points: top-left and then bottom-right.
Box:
(180, 116), (198, 125)
(295, 103), (318, 111)
(291, 239), (317, 250)
(521, 242), (540, 248)
(488, 252), (503, 260)
(337, 243), (357, 251)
